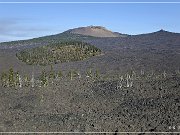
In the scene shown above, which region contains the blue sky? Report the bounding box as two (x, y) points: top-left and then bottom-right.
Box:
(0, 1), (180, 42)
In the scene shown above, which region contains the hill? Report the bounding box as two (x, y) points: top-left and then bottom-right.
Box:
(65, 26), (127, 37)
(0, 26), (127, 50)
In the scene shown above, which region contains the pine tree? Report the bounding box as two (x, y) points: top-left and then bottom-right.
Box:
(94, 69), (100, 80)
(19, 75), (22, 88)
(117, 75), (124, 89)
(24, 74), (30, 87)
(57, 70), (63, 78)
(49, 65), (55, 79)
(67, 70), (73, 80)
(31, 72), (35, 88)
(8, 68), (15, 87)
(86, 68), (93, 78)
(31, 66), (35, 88)
(141, 69), (145, 76)
(40, 70), (48, 87)
(163, 71), (167, 78)
(1, 72), (8, 87)
(72, 70), (79, 78)
(126, 74), (133, 88)
(15, 72), (20, 87)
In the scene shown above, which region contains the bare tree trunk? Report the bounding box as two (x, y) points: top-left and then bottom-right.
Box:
(31, 73), (35, 88)
(19, 75), (22, 88)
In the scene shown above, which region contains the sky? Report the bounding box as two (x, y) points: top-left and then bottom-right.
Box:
(0, 0), (180, 42)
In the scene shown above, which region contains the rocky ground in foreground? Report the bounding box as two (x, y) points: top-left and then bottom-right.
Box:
(0, 72), (180, 134)
(1, 28), (180, 134)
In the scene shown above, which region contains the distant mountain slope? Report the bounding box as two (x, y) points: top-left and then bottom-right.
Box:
(66, 26), (127, 37)
(84, 29), (180, 54)
(134, 29), (180, 38)
(0, 31), (94, 50)
(0, 26), (128, 50)
(0, 27), (179, 51)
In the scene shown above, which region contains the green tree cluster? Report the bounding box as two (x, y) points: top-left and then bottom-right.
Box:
(16, 41), (101, 66)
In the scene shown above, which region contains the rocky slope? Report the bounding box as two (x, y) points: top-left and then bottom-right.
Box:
(0, 27), (180, 133)
(65, 26), (127, 37)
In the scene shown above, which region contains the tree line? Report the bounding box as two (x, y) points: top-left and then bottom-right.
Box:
(0, 66), (101, 88)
